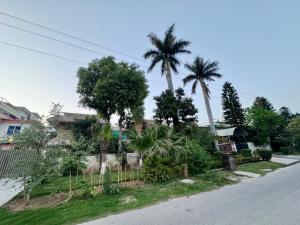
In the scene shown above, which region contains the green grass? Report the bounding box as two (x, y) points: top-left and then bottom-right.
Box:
(238, 161), (284, 175)
(0, 171), (232, 225)
(23, 170), (136, 198)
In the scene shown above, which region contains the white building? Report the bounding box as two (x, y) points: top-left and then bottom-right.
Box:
(0, 98), (41, 149)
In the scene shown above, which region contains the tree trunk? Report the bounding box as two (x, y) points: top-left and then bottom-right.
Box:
(200, 81), (216, 135)
(118, 116), (127, 169)
(183, 163), (189, 177)
(200, 81), (219, 150)
(101, 141), (107, 175)
(165, 62), (175, 94)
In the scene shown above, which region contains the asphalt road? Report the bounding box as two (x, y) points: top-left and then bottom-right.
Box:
(80, 164), (300, 225)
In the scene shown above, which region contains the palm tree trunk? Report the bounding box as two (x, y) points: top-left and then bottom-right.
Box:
(165, 62), (174, 94)
(118, 115), (127, 169)
(200, 82), (216, 135)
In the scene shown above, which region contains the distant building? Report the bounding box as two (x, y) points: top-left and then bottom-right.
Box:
(47, 112), (102, 147)
(0, 97), (41, 149)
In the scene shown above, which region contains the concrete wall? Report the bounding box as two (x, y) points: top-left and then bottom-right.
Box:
(247, 142), (272, 152)
(85, 153), (138, 170)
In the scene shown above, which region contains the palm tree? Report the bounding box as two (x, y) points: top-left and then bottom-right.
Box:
(92, 122), (113, 174)
(144, 24), (191, 94)
(183, 56), (222, 135)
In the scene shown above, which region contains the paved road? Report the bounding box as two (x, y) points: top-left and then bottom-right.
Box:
(80, 164), (300, 225)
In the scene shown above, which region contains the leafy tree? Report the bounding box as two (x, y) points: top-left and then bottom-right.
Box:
(144, 24), (190, 94)
(183, 56), (222, 135)
(13, 121), (51, 155)
(287, 117), (300, 149)
(279, 106), (293, 125)
(253, 96), (274, 111)
(221, 82), (245, 127)
(77, 57), (119, 122)
(12, 122), (62, 204)
(153, 88), (198, 126)
(78, 57), (148, 167)
(246, 107), (284, 145)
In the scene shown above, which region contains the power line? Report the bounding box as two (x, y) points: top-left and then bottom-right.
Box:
(0, 10), (145, 62)
(0, 40), (87, 65)
(0, 21), (108, 56)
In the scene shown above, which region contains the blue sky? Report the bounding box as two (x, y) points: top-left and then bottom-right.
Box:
(0, 0), (299, 125)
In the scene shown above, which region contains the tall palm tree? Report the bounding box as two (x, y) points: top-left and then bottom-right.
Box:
(144, 24), (191, 94)
(183, 56), (222, 135)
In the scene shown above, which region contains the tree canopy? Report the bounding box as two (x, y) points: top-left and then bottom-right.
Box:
(153, 88), (198, 126)
(221, 82), (245, 127)
(253, 96), (274, 111)
(77, 57), (148, 122)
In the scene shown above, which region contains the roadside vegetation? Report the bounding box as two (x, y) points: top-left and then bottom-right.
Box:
(1, 23), (300, 225)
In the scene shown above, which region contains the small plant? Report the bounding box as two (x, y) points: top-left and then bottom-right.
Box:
(80, 180), (98, 199)
(103, 169), (120, 195)
(257, 149), (272, 161)
(241, 149), (252, 157)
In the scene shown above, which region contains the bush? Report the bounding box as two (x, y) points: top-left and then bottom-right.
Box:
(103, 168), (120, 195)
(142, 156), (182, 183)
(61, 156), (83, 176)
(187, 141), (212, 175)
(257, 149), (272, 161)
(80, 180), (98, 199)
(241, 149), (252, 157)
(280, 146), (295, 155)
(234, 154), (260, 165)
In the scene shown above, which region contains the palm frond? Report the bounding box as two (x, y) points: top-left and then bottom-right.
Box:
(191, 80), (198, 95)
(143, 49), (159, 59)
(147, 55), (163, 72)
(183, 74), (196, 85)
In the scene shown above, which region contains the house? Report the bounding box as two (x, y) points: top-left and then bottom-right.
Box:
(216, 127), (249, 153)
(0, 98), (41, 150)
(47, 112), (102, 147)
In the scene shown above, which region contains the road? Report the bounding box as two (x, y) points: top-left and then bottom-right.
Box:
(80, 163), (300, 225)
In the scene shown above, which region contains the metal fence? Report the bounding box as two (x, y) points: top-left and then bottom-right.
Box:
(0, 149), (37, 178)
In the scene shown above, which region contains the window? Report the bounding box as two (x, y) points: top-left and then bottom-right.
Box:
(15, 126), (21, 134)
(7, 126), (15, 135)
(6, 126), (22, 135)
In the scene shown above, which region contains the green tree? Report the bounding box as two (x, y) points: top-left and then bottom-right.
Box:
(221, 81), (245, 127)
(12, 122), (62, 204)
(144, 24), (190, 94)
(287, 117), (300, 149)
(253, 96), (274, 111)
(153, 88), (198, 126)
(71, 115), (97, 140)
(183, 56), (222, 135)
(279, 106), (293, 125)
(246, 107), (283, 145)
(77, 57), (148, 167)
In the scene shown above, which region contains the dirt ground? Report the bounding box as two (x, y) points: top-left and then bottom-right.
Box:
(4, 192), (68, 212)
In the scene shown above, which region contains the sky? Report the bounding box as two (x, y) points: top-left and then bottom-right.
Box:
(0, 0), (299, 125)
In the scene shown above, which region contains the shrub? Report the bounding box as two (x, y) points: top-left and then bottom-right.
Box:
(61, 156), (82, 176)
(142, 156), (182, 183)
(80, 180), (98, 199)
(257, 149), (272, 161)
(103, 168), (120, 195)
(280, 146), (295, 155)
(187, 141), (212, 175)
(234, 154), (260, 165)
(241, 149), (252, 157)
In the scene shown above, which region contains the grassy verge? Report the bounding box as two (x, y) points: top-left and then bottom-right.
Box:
(237, 161), (284, 175)
(21, 170), (136, 198)
(0, 171), (233, 225)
